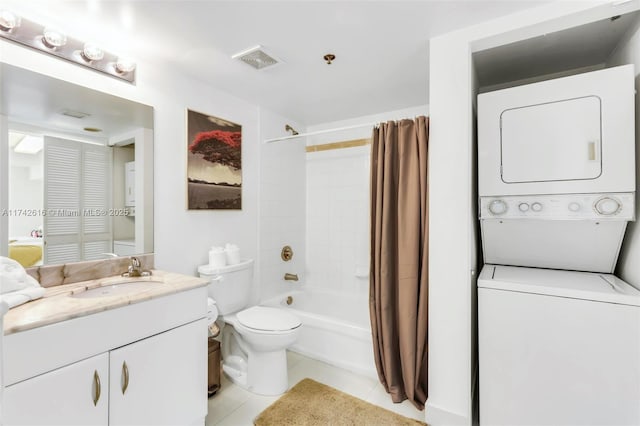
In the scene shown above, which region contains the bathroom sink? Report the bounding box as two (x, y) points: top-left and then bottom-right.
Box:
(71, 279), (163, 299)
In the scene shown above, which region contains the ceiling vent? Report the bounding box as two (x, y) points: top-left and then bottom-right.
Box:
(61, 109), (91, 119)
(232, 45), (280, 70)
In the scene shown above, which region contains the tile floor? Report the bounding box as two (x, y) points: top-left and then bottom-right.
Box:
(206, 351), (424, 425)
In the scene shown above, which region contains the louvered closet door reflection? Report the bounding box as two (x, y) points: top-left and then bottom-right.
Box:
(44, 137), (82, 264)
(83, 145), (112, 260)
(44, 137), (113, 263)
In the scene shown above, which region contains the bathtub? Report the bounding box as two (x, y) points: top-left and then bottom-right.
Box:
(262, 287), (377, 378)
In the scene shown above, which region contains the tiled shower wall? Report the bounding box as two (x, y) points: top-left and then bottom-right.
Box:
(305, 146), (370, 294)
(258, 109), (306, 302)
(304, 105), (428, 296)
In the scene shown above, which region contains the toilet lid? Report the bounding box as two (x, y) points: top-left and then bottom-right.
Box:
(236, 306), (301, 332)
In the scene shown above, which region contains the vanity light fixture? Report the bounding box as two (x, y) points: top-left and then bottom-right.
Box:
(0, 11), (136, 83)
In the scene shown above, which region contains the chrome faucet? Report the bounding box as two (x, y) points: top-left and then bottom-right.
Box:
(122, 256), (152, 277)
(284, 273), (299, 281)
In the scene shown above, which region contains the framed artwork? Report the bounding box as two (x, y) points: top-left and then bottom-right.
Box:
(187, 109), (242, 209)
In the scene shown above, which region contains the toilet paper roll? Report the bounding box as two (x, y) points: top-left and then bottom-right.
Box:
(225, 243), (240, 265)
(209, 250), (226, 268)
(206, 297), (219, 324)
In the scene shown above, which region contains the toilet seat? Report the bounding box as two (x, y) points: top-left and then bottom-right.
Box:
(236, 306), (301, 332)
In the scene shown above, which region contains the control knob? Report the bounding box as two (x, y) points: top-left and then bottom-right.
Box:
(518, 203), (529, 212)
(531, 202), (543, 212)
(488, 199), (508, 216)
(594, 197), (621, 216)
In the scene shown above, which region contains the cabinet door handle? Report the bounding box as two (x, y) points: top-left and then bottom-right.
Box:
(93, 370), (101, 406)
(122, 361), (129, 395)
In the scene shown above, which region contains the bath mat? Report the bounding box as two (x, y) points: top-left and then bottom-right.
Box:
(254, 378), (426, 426)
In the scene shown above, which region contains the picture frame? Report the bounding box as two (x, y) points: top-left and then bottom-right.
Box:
(186, 109), (242, 210)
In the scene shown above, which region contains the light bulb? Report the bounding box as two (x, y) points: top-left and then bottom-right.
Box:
(0, 10), (19, 31)
(115, 57), (136, 73)
(82, 43), (104, 61)
(42, 27), (67, 48)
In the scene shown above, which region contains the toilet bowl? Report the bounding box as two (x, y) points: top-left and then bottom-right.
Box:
(198, 260), (302, 396)
(221, 306), (301, 395)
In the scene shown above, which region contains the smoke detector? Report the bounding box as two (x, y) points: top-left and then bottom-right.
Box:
(232, 45), (280, 70)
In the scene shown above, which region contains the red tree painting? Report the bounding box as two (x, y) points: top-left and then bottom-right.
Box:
(189, 130), (241, 169)
(187, 110), (242, 209)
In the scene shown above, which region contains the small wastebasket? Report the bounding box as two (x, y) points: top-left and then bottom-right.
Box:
(208, 337), (221, 397)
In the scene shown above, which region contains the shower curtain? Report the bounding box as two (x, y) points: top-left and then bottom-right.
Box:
(369, 116), (429, 410)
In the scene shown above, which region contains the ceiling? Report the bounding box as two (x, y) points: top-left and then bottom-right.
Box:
(5, 1), (550, 125)
(0, 63), (153, 140)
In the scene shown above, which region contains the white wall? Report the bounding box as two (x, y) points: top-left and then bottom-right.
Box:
(306, 105), (428, 144)
(258, 110), (306, 303)
(0, 116), (7, 257)
(0, 33), (297, 281)
(8, 150), (43, 237)
(609, 18), (640, 289)
(427, 2), (640, 425)
(112, 146), (135, 241)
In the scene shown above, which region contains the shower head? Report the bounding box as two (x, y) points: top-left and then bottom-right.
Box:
(285, 124), (299, 135)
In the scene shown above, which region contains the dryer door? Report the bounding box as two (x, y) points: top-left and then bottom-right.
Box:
(500, 96), (601, 183)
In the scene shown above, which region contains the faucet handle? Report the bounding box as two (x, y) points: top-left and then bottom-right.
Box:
(122, 256), (144, 277)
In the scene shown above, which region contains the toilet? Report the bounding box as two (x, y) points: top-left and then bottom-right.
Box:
(198, 259), (301, 396)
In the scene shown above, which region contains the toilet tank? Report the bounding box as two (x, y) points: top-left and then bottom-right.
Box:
(198, 259), (254, 315)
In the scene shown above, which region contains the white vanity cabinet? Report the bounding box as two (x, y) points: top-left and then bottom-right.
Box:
(4, 353), (109, 426)
(109, 319), (206, 426)
(3, 285), (208, 426)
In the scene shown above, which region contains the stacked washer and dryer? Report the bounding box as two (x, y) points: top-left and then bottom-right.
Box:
(477, 64), (640, 425)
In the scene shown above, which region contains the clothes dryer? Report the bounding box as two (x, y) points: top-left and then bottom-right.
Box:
(478, 64), (635, 196)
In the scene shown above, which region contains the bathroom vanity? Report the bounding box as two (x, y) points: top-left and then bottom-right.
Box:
(2, 271), (208, 426)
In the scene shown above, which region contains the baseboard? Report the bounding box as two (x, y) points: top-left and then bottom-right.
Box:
(425, 401), (470, 426)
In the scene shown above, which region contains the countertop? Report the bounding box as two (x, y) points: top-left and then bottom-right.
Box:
(4, 270), (208, 335)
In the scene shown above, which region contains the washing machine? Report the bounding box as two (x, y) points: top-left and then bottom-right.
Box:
(478, 264), (640, 425)
(478, 64), (636, 272)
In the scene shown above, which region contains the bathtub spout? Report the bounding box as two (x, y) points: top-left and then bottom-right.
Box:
(284, 273), (299, 281)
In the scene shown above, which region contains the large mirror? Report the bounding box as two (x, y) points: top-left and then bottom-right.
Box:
(0, 63), (153, 267)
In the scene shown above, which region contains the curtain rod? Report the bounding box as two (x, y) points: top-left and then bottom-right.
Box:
(263, 122), (379, 144)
